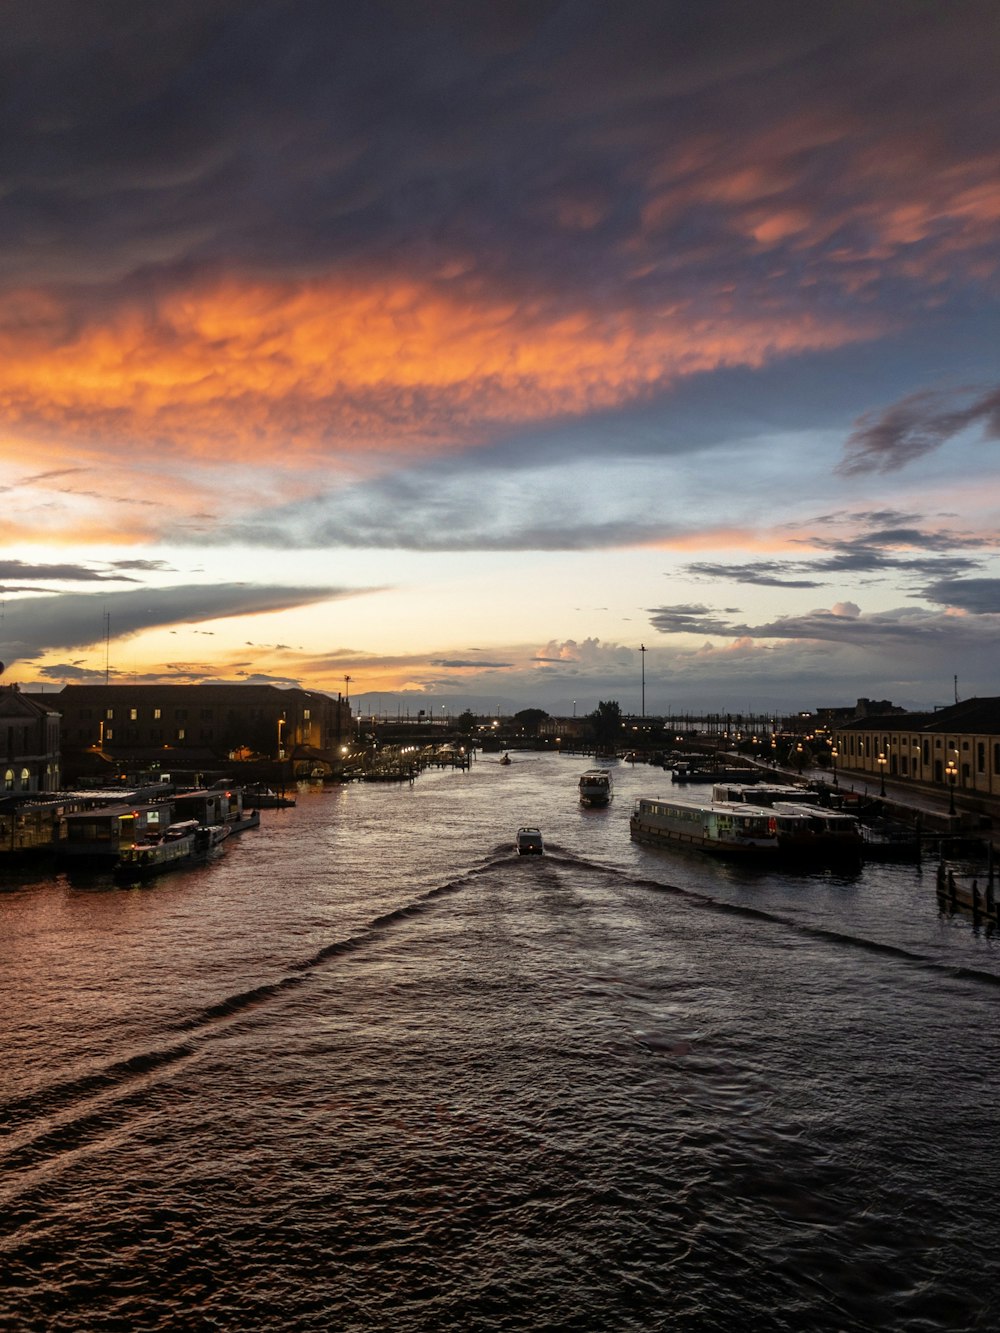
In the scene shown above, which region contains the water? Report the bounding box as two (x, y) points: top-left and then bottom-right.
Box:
(2, 753), (999, 1331)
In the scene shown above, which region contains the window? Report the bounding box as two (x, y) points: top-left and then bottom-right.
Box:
(106, 708), (114, 720)
(304, 709), (311, 721)
(977, 742), (986, 774)
(4, 770), (13, 791)
(129, 708), (138, 721)
(105, 728), (114, 741)
(176, 728), (186, 742)
(175, 708), (188, 721)
(153, 708), (161, 721)
(200, 708), (213, 720)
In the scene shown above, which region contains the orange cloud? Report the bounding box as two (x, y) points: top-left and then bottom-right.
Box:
(0, 273), (878, 467)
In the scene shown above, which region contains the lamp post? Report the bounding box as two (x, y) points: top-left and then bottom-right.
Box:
(946, 757), (958, 816)
(640, 643), (646, 719)
(877, 751), (887, 798)
(831, 744), (839, 788)
(795, 741), (804, 774)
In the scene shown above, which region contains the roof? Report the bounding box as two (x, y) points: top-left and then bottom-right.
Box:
(836, 696), (1000, 736)
(0, 685), (59, 720)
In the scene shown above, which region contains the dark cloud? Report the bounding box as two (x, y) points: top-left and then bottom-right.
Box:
(200, 463), (681, 551)
(685, 518), (992, 591)
(108, 559), (176, 572)
(36, 663), (109, 682)
(920, 578), (1000, 614)
(839, 386), (1000, 475)
(0, 560), (139, 582)
(3, 1), (998, 318)
(686, 561), (824, 588)
(430, 659), (513, 669)
(646, 600), (1000, 655)
(647, 604), (738, 634)
(0, 582), (364, 664)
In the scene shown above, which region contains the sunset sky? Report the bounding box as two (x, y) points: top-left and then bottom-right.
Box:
(3, 0), (999, 715)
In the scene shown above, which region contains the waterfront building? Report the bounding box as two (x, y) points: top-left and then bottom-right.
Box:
(25, 683), (352, 784)
(834, 696), (1000, 811)
(0, 684), (61, 793)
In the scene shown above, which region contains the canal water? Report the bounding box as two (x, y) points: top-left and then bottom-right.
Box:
(2, 752), (999, 1331)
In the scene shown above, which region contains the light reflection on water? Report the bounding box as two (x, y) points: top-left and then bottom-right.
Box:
(2, 752), (999, 1331)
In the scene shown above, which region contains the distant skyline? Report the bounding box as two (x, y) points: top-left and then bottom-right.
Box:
(2, 2), (999, 714)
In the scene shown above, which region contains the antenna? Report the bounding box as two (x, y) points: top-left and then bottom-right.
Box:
(343, 674), (352, 703)
(954, 674), (959, 704)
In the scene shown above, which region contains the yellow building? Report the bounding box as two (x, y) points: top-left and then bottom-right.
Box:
(835, 697), (1000, 809)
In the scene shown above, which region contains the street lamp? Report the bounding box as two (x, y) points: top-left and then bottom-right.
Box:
(795, 741), (804, 773)
(877, 751), (887, 797)
(831, 744), (839, 788)
(946, 756), (958, 815)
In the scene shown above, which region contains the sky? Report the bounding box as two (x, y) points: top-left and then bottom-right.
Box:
(2, 0), (999, 716)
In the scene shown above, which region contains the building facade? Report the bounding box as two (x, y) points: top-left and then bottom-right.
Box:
(0, 685), (61, 793)
(26, 683), (352, 779)
(834, 697), (1000, 805)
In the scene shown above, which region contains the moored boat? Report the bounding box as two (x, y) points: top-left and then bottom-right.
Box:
(578, 768), (613, 806)
(770, 802), (864, 866)
(630, 797), (778, 857)
(113, 820), (230, 883)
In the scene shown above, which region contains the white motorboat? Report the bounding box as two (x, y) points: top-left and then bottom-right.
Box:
(578, 768), (613, 806)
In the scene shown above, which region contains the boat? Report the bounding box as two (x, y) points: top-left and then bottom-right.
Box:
(578, 768), (613, 807)
(500, 754), (512, 766)
(515, 826), (544, 855)
(242, 786), (296, 808)
(770, 802), (864, 866)
(113, 820), (231, 882)
(630, 797), (778, 857)
(712, 782), (817, 807)
(671, 764), (758, 785)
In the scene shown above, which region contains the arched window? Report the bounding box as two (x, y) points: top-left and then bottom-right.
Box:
(20, 767), (31, 790)
(4, 769), (13, 791)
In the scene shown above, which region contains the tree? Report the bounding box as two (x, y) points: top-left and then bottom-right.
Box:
(457, 709), (476, 736)
(589, 700), (623, 749)
(513, 708), (549, 737)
